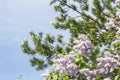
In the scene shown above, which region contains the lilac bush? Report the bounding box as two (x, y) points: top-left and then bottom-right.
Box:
(22, 0), (120, 80)
(42, 9), (120, 79)
(42, 31), (120, 80)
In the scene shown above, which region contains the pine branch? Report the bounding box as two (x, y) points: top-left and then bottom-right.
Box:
(57, 0), (101, 27)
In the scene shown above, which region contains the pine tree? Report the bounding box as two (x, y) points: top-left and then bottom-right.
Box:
(21, 0), (120, 79)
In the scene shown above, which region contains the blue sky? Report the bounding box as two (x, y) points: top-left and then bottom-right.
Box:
(0, 0), (69, 80)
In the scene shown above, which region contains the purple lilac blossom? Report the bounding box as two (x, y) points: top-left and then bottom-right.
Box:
(73, 34), (93, 57)
(104, 11), (120, 46)
(116, 11), (120, 18)
(96, 51), (120, 74)
(80, 68), (96, 80)
(53, 54), (79, 78)
(115, 0), (120, 3)
(105, 18), (117, 29)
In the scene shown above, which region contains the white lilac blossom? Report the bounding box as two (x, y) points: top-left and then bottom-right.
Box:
(53, 54), (79, 78)
(73, 34), (93, 57)
(80, 68), (96, 80)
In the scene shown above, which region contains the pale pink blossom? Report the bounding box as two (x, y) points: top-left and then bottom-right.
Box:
(115, 0), (120, 3)
(116, 11), (120, 18)
(73, 34), (93, 57)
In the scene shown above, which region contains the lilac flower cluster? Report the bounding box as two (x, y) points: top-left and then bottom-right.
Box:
(96, 51), (120, 80)
(105, 18), (117, 29)
(116, 11), (120, 18)
(80, 51), (120, 80)
(73, 34), (93, 57)
(111, 30), (120, 46)
(115, 0), (120, 3)
(80, 68), (112, 80)
(96, 51), (120, 74)
(105, 9), (120, 46)
(80, 68), (96, 80)
(105, 0), (120, 31)
(53, 54), (79, 78)
(111, 24), (120, 45)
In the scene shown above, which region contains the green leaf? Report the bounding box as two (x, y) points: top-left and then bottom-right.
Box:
(115, 75), (120, 80)
(117, 4), (120, 9)
(71, 4), (77, 10)
(63, 76), (69, 80)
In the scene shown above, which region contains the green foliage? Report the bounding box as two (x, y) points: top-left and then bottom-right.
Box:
(29, 57), (46, 70)
(114, 75), (120, 80)
(47, 70), (70, 80)
(21, 31), (72, 70)
(21, 0), (120, 79)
